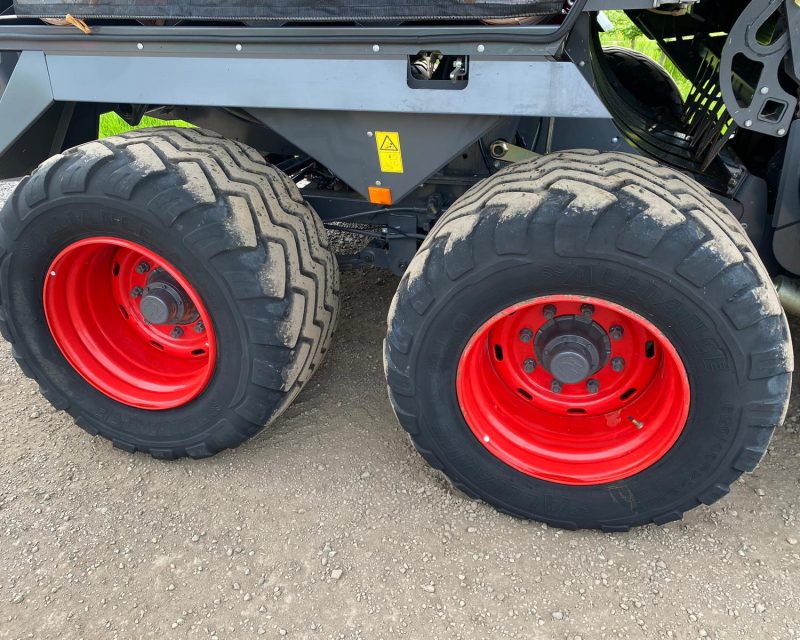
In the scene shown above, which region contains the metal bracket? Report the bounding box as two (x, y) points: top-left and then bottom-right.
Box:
(720, 0), (796, 138)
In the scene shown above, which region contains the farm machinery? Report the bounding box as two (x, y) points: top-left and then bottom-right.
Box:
(0, 0), (796, 529)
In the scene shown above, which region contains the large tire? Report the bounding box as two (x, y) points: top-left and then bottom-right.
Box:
(385, 150), (792, 530)
(604, 46), (684, 125)
(0, 127), (338, 458)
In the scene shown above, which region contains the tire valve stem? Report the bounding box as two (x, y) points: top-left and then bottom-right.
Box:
(629, 417), (645, 430)
(171, 326), (184, 339)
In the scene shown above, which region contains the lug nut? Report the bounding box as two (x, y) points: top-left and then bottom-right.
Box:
(194, 321), (205, 334)
(550, 380), (563, 394)
(519, 328), (534, 343)
(170, 326), (184, 339)
(581, 304), (594, 318)
(523, 358), (537, 373)
(136, 261), (151, 274)
(587, 379), (600, 394)
(543, 304), (557, 320)
(611, 357), (625, 372)
(610, 325), (624, 341)
(130, 286), (143, 298)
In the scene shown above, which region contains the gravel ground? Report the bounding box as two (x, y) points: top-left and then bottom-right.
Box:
(0, 179), (799, 640)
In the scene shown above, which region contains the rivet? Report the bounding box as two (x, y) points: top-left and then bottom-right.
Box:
(367, 131), (374, 137)
(477, 44), (486, 53)
(137, 43), (144, 50)
(483, 435), (490, 443)
(50, 271), (56, 277)
(611, 137), (620, 144)
(375, 180), (382, 186)
(235, 44), (243, 52)
(745, 119), (753, 127)
(778, 128), (787, 136)
(372, 44), (381, 53)
(760, 87), (769, 95)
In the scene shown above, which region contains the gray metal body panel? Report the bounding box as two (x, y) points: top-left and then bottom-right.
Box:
(0, 19), (613, 198)
(46, 55), (607, 118)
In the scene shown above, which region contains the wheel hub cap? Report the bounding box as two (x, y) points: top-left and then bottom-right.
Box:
(536, 315), (611, 384)
(456, 295), (690, 485)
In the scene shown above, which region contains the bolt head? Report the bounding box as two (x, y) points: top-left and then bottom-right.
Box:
(581, 304), (594, 318)
(609, 325), (624, 341)
(543, 304), (557, 320)
(194, 321), (205, 334)
(586, 379), (600, 394)
(611, 357), (625, 373)
(550, 380), (563, 394)
(778, 128), (787, 136)
(745, 119), (753, 128)
(130, 286), (143, 298)
(519, 328), (534, 343)
(136, 262), (151, 274)
(523, 358), (537, 374)
(761, 86), (769, 95)
(170, 326), (184, 339)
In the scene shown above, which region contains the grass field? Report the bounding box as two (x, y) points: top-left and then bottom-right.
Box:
(97, 11), (690, 138)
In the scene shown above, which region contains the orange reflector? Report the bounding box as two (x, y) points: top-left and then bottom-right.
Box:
(368, 186), (393, 205)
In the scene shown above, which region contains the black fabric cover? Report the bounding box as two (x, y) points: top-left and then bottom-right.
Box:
(14, 0), (563, 21)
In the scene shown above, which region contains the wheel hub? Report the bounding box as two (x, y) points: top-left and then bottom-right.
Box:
(139, 270), (199, 326)
(535, 315), (611, 384)
(43, 237), (216, 410)
(456, 295), (690, 486)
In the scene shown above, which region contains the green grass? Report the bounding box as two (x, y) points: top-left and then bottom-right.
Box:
(99, 113), (192, 138)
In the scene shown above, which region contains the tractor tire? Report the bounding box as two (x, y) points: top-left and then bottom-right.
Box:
(385, 150), (792, 531)
(0, 127), (338, 458)
(604, 46), (684, 125)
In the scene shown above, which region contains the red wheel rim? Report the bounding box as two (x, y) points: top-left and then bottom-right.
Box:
(43, 237), (217, 410)
(456, 295), (690, 485)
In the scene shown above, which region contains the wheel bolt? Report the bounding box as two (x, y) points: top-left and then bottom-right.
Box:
(194, 321), (205, 334)
(611, 357), (625, 372)
(523, 358), (537, 373)
(136, 261), (151, 274)
(171, 326), (184, 339)
(130, 286), (143, 298)
(519, 328), (534, 343)
(581, 304), (594, 318)
(610, 325), (624, 341)
(551, 380), (563, 394)
(587, 379), (600, 394)
(543, 304), (557, 320)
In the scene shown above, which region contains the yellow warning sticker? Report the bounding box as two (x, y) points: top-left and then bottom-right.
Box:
(375, 131), (404, 174)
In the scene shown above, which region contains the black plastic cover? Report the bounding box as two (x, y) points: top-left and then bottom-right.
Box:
(14, 1), (564, 21)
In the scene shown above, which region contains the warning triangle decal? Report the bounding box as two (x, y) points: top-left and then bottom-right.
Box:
(380, 136), (399, 152)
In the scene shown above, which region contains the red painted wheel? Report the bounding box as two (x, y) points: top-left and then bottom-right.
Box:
(43, 237), (216, 410)
(457, 295), (690, 486)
